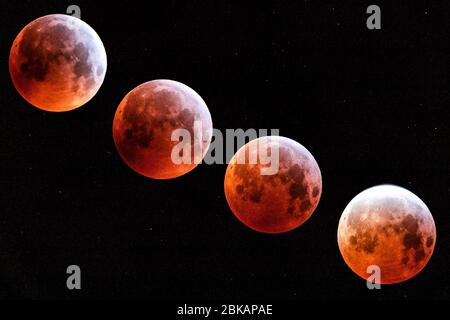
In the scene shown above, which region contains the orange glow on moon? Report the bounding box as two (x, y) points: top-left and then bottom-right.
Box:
(112, 80), (213, 180)
(224, 136), (322, 233)
(9, 14), (107, 112)
(337, 185), (436, 284)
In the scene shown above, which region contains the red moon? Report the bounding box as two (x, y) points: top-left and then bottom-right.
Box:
(224, 136), (322, 233)
(113, 80), (213, 179)
(9, 14), (107, 112)
(337, 185), (436, 284)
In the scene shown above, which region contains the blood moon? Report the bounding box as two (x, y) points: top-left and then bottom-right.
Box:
(337, 185), (436, 284)
(113, 80), (213, 179)
(9, 14), (107, 112)
(224, 136), (322, 233)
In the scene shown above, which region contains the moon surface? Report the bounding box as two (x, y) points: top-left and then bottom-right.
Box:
(113, 80), (213, 179)
(9, 14), (107, 112)
(337, 185), (436, 284)
(224, 136), (322, 233)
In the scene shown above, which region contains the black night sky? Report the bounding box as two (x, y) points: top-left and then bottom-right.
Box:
(0, 1), (449, 300)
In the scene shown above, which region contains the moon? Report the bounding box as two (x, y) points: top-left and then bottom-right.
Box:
(337, 185), (436, 284)
(9, 14), (107, 112)
(112, 80), (213, 179)
(224, 136), (322, 233)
